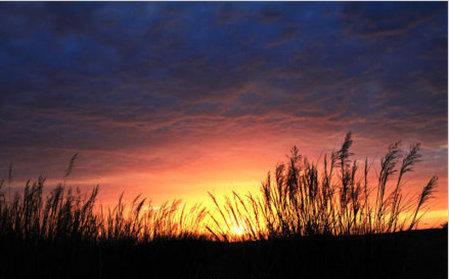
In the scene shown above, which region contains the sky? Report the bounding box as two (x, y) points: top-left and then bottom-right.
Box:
(0, 2), (447, 225)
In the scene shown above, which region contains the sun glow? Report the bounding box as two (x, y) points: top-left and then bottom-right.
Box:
(230, 223), (246, 237)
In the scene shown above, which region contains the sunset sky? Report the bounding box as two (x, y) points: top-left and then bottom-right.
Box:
(0, 2), (447, 225)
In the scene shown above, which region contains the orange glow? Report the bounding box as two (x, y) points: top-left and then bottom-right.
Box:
(41, 132), (447, 234)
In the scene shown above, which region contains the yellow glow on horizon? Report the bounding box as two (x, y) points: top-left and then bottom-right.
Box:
(230, 223), (246, 237)
(27, 135), (448, 237)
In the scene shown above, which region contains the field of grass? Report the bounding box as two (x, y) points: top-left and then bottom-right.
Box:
(0, 133), (447, 278)
(0, 228), (446, 279)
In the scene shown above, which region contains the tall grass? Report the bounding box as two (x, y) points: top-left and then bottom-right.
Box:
(0, 133), (438, 243)
(206, 132), (438, 241)
(0, 180), (207, 243)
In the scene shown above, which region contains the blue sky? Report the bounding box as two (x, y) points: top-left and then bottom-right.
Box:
(0, 2), (447, 211)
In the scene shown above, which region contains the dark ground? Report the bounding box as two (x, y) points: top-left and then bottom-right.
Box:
(0, 229), (447, 279)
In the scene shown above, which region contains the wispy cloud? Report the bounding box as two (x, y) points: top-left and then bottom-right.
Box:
(0, 2), (447, 208)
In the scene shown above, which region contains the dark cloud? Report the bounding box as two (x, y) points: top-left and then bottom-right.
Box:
(0, 3), (446, 199)
(341, 2), (445, 39)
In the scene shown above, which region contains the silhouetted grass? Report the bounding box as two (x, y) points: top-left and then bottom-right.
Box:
(0, 133), (445, 279)
(207, 132), (439, 241)
(0, 133), (439, 242)
(0, 181), (208, 243)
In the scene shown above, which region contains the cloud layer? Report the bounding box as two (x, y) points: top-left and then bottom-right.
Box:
(0, 3), (447, 213)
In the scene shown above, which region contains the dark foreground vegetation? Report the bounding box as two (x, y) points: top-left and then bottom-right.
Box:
(0, 228), (447, 279)
(0, 133), (447, 278)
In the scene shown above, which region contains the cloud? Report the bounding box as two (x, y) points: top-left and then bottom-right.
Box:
(0, 3), (446, 207)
